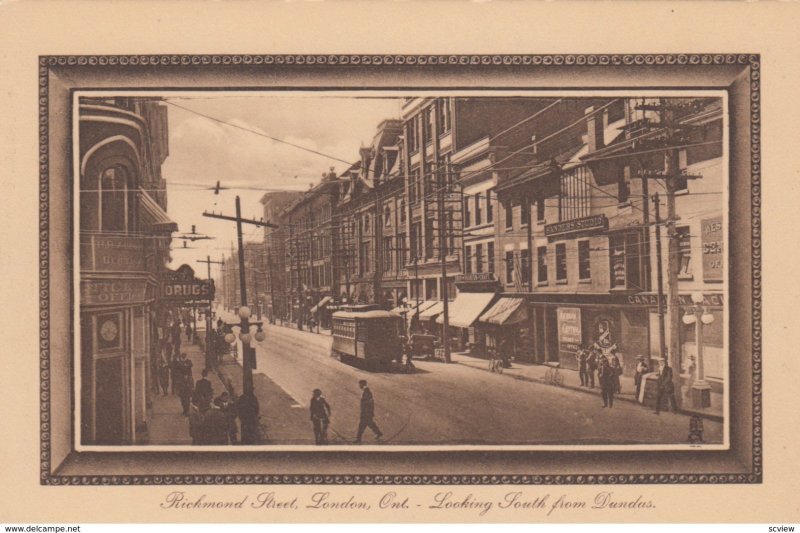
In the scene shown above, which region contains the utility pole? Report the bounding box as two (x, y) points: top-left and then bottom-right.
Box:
(652, 193), (668, 366)
(438, 163), (451, 364)
(203, 196), (277, 443)
(197, 255), (224, 369)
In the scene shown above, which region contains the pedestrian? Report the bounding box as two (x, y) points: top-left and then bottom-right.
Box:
(214, 391), (238, 444)
(499, 337), (513, 369)
(309, 388), (332, 445)
(576, 347), (589, 387)
(188, 401), (207, 444)
(654, 357), (677, 415)
(157, 355), (170, 395)
(609, 349), (622, 394)
(355, 380), (383, 443)
(586, 348), (598, 388)
(598, 357), (616, 408)
(185, 322), (193, 344)
(237, 390), (260, 444)
(203, 402), (231, 445)
(175, 352), (194, 416)
(634, 355), (649, 399)
(193, 368), (214, 407)
(172, 321), (182, 359)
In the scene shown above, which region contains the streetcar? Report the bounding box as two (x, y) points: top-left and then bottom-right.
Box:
(331, 308), (404, 368)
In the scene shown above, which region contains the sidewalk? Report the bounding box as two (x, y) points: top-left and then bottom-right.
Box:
(147, 331), (228, 445)
(451, 351), (724, 422)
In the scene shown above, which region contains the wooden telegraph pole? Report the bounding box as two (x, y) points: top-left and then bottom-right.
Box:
(203, 196), (277, 443)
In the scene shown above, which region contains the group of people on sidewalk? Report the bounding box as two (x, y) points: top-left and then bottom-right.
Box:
(575, 344), (678, 413)
(308, 380), (383, 445)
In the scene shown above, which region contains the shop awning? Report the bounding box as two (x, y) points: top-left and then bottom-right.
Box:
(436, 292), (496, 328)
(309, 296), (332, 314)
(139, 189), (178, 233)
(479, 297), (528, 325)
(419, 300), (445, 320)
(400, 300), (436, 319)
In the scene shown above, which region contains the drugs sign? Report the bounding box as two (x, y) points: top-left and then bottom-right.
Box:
(161, 265), (215, 302)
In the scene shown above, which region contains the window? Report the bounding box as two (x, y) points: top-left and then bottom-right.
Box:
(422, 107), (433, 144)
(465, 246), (473, 274)
(559, 166), (591, 221)
(537, 246), (548, 283)
(99, 167), (130, 232)
(505, 251), (514, 285)
(383, 236), (393, 272)
(609, 231), (644, 290)
(555, 243), (567, 282)
(407, 116), (419, 153)
(676, 226), (692, 278)
(364, 213), (370, 234)
(463, 195), (472, 228)
(487, 242), (495, 274)
(536, 198), (545, 223)
(578, 240), (591, 280)
(521, 248), (531, 286)
(411, 221), (422, 260)
(396, 233), (407, 269)
(487, 188), (494, 223)
(437, 98), (452, 134)
(384, 205), (391, 227)
(424, 217), (434, 259)
(399, 199), (406, 224)
(505, 201), (513, 229)
(475, 243), (484, 273)
(618, 166), (631, 204)
(474, 193), (482, 226)
(521, 199), (530, 227)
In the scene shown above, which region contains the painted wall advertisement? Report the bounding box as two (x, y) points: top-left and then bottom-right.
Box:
(701, 215), (724, 282)
(557, 307), (582, 353)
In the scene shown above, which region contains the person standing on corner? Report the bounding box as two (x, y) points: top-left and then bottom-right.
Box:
(586, 348), (598, 388)
(634, 355), (649, 400)
(577, 347), (589, 387)
(355, 380), (383, 443)
(309, 388), (332, 445)
(654, 357), (678, 415)
(598, 356), (616, 408)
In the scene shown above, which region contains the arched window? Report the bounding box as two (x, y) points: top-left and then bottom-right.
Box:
(99, 166), (132, 232)
(399, 199), (406, 224)
(384, 205), (391, 226)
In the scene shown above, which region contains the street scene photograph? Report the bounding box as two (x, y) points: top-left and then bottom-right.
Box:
(75, 91), (728, 449)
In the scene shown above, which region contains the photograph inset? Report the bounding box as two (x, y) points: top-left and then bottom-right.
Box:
(76, 93), (726, 448)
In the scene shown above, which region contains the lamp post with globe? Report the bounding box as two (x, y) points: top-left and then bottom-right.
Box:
(681, 291), (714, 408)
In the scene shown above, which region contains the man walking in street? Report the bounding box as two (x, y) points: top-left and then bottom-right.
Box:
(655, 357), (677, 415)
(309, 388), (331, 445)
(355, 380), (383, 443)
(598, 357), (616, 408)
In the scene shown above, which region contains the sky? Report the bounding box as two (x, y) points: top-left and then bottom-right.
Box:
(159, 94), (402, 275)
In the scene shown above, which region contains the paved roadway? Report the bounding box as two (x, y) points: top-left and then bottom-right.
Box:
(219, 311), (724, 446)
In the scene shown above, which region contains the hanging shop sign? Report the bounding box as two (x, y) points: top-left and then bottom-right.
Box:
(701, 215), (724, 282)
(161, 265), (215, 302)
(545, 214), (608, 238)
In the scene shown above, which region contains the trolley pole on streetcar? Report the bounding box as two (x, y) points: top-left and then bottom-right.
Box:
(203, 196), (277, 443)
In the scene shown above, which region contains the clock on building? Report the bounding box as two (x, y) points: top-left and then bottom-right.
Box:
(97, 313), (122, 350)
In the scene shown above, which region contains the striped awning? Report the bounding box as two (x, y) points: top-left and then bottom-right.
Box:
(479, 297), (527, 325)
(138, 189), (177, 232)
(436, 292), (495, 328)
(419, 301), (445, 320)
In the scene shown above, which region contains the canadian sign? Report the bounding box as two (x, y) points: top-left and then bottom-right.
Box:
(161, 265), (215, 302)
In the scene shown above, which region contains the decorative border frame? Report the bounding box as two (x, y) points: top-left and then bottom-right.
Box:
(38, 53), (761, 485)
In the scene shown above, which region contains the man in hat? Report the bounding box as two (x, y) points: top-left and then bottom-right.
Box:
(355, 380), (383, 443)
(634, 355), (649, 400)
(309, 388), (332, 445)
(655, 357), (677, 415)
(598, 356), (616, 408)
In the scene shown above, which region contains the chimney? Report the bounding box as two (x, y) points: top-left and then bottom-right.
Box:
(585, 106), (605, 154)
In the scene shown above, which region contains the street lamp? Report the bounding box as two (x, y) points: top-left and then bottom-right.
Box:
(681, 291), (714, 408)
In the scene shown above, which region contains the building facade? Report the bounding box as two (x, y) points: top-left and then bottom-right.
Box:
(78, 97), (176, 445)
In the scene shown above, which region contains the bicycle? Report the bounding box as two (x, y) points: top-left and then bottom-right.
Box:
(544, 362), (564, 386)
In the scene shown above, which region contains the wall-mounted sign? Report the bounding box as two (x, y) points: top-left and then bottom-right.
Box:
(80, 235), (146, 272)
(81, 279), (149, 306)
(701, 215), (724, 282)
(545, 214), (608, 238)
(557, 307), (582, 353)
(161, 265), (215, 302)
(457, 272), (498, 283)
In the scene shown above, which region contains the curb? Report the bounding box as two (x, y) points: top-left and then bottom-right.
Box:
(454, 359), (724, 423)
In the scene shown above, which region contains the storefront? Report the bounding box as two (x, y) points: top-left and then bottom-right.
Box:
(477, 297), (530, 358)
(438, 292), (497, 351)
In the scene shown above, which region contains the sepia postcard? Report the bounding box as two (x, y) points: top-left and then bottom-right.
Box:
(1, 0), (798, 525)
